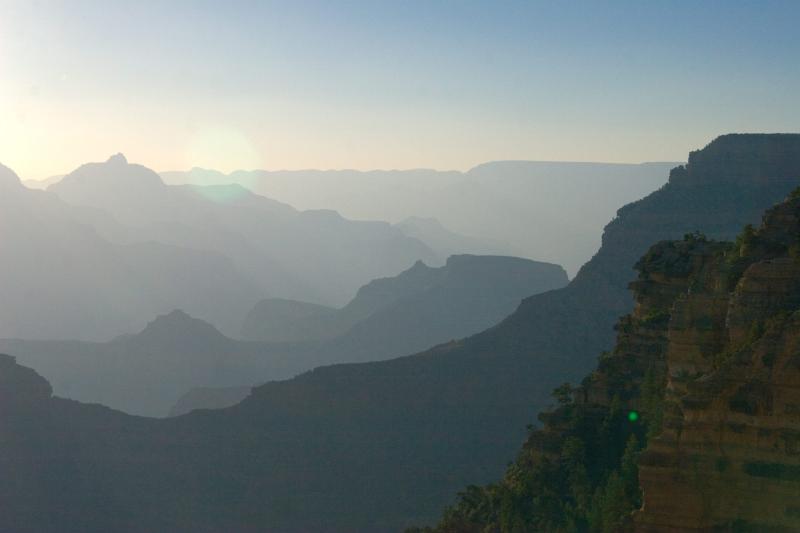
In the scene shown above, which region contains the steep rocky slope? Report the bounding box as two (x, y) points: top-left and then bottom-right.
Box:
(635, 193), (800, 531)
(422, 147), (800, 532)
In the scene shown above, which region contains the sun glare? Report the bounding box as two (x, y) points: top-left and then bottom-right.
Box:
(184, 125), (262, 174)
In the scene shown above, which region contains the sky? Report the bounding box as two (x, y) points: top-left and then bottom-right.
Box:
(1, 0), (799, 180)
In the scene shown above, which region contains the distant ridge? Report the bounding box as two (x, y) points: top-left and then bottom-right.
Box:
(0, 166), (264, 341)
(22, 174), (63, 189)
(0, 136), (799, 532)
(163, 160), (677, 276)
(241, 254), (566, 344)
(4, 254), (567, 417)
(47, 153), (440, 313)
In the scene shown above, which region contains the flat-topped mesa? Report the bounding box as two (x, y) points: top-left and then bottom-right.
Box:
(443, 253), (566, 281)
(634, 191), (800, 532)
(669, 133), (800, 187)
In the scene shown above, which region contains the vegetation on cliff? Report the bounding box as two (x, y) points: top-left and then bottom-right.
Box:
(418, 189), (800, 532)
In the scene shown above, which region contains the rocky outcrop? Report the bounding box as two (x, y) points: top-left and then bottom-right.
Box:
(419, 135), (800, 533)
(476, 192), (800, 532)
(635, 193), (800, 532)
(676, 133), (800, 186)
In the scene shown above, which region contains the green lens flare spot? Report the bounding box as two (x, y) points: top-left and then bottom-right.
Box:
(628, 411), (639, 422)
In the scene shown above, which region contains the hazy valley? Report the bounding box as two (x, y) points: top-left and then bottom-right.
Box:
(3, 135), (800, 531)
(2, 3), (798, 531)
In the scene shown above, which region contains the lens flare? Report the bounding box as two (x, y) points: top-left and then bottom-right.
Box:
(195, 183), (251, 204)
(185, 125), (262, 174)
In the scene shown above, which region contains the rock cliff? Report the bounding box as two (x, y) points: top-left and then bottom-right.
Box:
(422, 186), (800, 532)
(636, 191), (800, 532)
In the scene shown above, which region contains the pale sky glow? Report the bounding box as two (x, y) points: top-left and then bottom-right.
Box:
(1, 0), (799, 180)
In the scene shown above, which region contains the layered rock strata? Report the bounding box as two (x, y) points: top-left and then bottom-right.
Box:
(635, 194), (800, 531)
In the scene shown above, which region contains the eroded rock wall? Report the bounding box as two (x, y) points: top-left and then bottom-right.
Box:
(635, 195), (800, 532)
